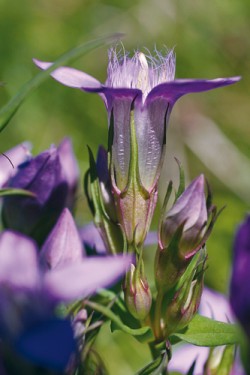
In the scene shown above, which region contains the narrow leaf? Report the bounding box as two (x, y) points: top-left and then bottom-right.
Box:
(84, 300), (153, 343)
(171, 314), (239, 347)
(136, 351), (168, 375)
(0, 33), (123, 132)
(0, 188), (35, 197)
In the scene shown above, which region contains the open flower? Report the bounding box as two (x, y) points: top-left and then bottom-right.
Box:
(2, 139), (79, 245)
(34, 48), (240, 247)
(0, 229), (131, 372)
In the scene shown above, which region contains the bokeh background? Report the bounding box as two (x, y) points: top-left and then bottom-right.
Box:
(0, 0), (249, 373)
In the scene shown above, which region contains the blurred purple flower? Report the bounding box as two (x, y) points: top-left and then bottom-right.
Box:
(0, 143), (31, 188)
(0, 229), (131, 371)
(2, 139), (78, 244)
(34, 49), (240, 246)
(40, 208), (83, 270)
(169, 288), (244, 375)
(230, 215), (250, 338)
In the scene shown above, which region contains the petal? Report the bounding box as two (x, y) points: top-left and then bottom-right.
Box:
(2, 146), (68, 241)
(33, 59), (102, 89)
(199, 287), (234, 323)
(14, 317), (76, 371)
(40, 208), (83, 270)
(168, 344), (209, 374)
(58, 138), (79, 192)
(135, 96), (170, 190)
(230, 215), (250, 334)
(44, 255), (132, 302)
(146, 77), (241, 104)
(0, 142), (31, 188)
(79, 223), (107, 255)
(0, 231), (39, 289)
(108, 95), (137, 190)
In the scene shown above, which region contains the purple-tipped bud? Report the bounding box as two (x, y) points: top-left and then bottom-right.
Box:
(40, 208), (83, 271)
(155, 175), (209, 292)
(160, 174), (207, 255)
(124, 263), (152, 320)
(2, 142), (78, 245)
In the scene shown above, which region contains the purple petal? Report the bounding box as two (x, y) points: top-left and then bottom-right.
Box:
(44, 256), (132, 302)
(79, 223), (107, 255)
(2, 147), (68, 240)
(58, 138), (79, 209)
(230, 215), (250, 336)
(168, 344), (209, 374)
(146, 77), (241, 104)
(144, 231), (157, 247)
(199, 287), (234, 323)
(96, 146), (109, 184)
(14, 317), (76, 371)
(108, 94), (139, 190)
(0, 143), (31, 188)
(0, 231), (39, 289)
(40, 208), (83, 270)
(134, 96), (170, 190)
(33, 59), (102, 89)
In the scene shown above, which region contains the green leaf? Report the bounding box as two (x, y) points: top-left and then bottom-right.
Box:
(0, 33), (123, 132)
(0, 188), (35, 197)
(84, 300), (154, 343)
(135, 351), (168, 375)
(171, 314), (240, 347)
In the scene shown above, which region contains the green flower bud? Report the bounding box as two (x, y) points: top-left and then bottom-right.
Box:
(155, 174), (218, 293)
(124, 263), (152, 321)
(155, 249), (206, 339)
(204, 345), (235, 375)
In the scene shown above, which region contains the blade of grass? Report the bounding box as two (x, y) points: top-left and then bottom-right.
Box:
(0, 33), (123, 132)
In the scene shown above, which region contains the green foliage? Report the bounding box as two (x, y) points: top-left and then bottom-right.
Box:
(171, 314), (239, 347)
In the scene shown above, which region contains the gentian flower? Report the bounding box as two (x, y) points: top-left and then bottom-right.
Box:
(2, 139), (78, 245)
(0, 229), (131, 372)
(34, 48), (240, 248)
(230, 215), (250, 339)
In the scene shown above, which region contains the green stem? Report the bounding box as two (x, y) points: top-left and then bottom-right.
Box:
(154, 290), (164, 341)
(84, 300), (154, 340)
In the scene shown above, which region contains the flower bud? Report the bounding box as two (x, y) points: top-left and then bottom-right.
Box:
(204, 345), (235, 375)
(155, 248), (206, 339)
(124, 263), (152, 321)
(160, 174), (207, 255)
(155, 175), (211, 292)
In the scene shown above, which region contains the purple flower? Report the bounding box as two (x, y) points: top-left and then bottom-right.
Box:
(34, 48), (240, 247)
(230, 215), (250, 339)
(2, 139), (78, 244)
(0, 230), (131, 371)
(0, 143), (31, 188)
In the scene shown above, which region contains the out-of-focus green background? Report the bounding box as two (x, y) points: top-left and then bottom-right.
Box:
(0, 0), (249, 373)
